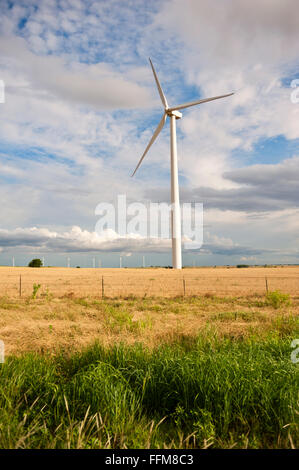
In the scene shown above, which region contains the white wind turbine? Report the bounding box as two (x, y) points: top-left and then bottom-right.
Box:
(132, 58), (234, 269)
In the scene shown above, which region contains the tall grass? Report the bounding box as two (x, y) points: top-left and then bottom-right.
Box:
(0, 331), (298, 448)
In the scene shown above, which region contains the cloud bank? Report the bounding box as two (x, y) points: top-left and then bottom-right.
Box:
(0, 225), (273, 258)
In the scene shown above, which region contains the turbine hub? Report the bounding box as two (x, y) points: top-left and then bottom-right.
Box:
(167, 110), (182, 119)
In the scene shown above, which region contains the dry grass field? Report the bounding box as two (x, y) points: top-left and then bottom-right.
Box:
(0, 266), (298, 356)
(1, 265), (299, 298)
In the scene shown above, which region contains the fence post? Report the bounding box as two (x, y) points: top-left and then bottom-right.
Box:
(183, 278), (186, 297)
(19, 275), (22, 298)
(265, 277), (268, 293)
(102, 276), (104, 299)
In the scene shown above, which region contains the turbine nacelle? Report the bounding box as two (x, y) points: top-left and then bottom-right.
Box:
(167, 110), (182, 119)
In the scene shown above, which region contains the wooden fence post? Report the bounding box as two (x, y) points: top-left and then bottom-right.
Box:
(19, 274), (22, 298)
(183, 278), (186, 297)
(102, 276), (104, 299)
(265, 277), (268, 293)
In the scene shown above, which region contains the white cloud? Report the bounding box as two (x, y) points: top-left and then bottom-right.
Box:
(0, 225), (273, 258)
(0, 35), (153, 110)
(0, 226), (171, 253)
(154, 0), (299, 188)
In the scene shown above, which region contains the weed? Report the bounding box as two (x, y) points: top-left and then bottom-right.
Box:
(266, 290), (291, 309)
(41, 288), (52, 300)
(32, 284), (41, 299)
(74, 298), (90, 308)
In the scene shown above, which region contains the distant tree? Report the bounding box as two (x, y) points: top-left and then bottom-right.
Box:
(28, 258), (43, 268)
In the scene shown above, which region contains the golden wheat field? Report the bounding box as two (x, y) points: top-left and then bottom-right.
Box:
(0, 265), (298, 356)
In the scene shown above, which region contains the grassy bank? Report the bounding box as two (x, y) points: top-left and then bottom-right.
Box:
(0, 331), (298, 449)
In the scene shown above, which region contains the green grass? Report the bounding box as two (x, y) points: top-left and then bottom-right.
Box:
(266, 290), (291, 309)
(212, 311), (265, 322)
(0, 297), (20, 310)
(0, 331), (298, 449)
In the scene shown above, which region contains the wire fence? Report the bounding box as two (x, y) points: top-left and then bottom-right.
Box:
(0, 268), (298, 299)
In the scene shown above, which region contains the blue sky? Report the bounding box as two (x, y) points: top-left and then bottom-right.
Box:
(0, 0), (298, 267)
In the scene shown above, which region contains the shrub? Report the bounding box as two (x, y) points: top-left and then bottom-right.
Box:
(32, 283), (41, 299)
(266, 290), (291, 309)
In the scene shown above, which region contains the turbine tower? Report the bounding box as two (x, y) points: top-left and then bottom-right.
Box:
(132, 58), (234, 269)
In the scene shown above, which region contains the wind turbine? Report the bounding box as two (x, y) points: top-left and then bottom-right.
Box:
(132, 58), (234, 269)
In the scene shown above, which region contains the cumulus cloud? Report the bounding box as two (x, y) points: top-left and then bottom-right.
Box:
(0, 225), (273, 258)
(0, 226), (171, 253)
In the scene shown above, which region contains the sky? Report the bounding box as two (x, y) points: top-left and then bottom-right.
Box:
(0, 0), (298, 268)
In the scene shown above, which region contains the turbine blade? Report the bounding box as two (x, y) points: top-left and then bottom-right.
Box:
(149, 58), (168, 110)
(168, 92), (234, 112)
(131, 113), (167, 177)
